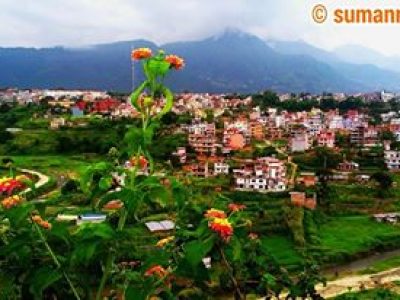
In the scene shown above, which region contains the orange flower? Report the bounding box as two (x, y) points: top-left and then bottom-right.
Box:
(204, 208), (226, 219)
(1, 195), (22, 209)
(31, 215), (52, 230)
(131, 48), (152, 60)
(228, 203), (246, 212)
(145, 265), (168, 278)
(130, 155), (148, 170)
(165, 55), (185, 70)
(209, 218), (233, 242)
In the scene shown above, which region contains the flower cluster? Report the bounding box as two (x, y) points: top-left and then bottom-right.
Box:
(204, 208), (227, 219)
(129, 155), (148, 171)
(31, 215), (52, 230)
(131, 48), (185, 70)
(204, 208), (234, 242)
(165, 55), (185, 70)
(156, 236), (174, 248)
(209, 218), (234, 242)
(1, 195), (22, 209)
(145, 265), (169, 278)
(131, 48), (152, 60)
(228, 203), (246, 212)
(0, 177), (25, 195)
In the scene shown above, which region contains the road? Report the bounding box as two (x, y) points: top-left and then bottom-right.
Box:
(316, 266), (400, 298)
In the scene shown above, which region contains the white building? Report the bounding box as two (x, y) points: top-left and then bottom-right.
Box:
(214, 162), (230, 175)
(290, 134), (310, 152)
(233, 157), (286, 192)
(384, 141), (400, 171)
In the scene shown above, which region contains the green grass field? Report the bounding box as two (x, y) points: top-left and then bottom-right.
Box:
(261, 236), (304, 270)
(318, 216), (400, 264)
(1, 155), (101, 178)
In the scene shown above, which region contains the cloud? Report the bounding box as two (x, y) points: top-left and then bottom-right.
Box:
(0, 0), (400, 56)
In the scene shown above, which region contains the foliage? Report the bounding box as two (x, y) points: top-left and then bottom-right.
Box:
(0, 49), (327, 300)
(371, 171), (394, 198)
(333, 288), (400, 300)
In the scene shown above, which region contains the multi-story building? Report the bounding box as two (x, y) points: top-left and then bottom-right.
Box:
(350, 125), (379, 147)
(384, 141), (400, 171)
(214, 161), (230, 175)
(233, 157), (286, 192)
(290, 134), (310, 152)
(317, 130), (335, 148)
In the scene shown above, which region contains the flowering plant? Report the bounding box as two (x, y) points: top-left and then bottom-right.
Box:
(0, 177), (25, 195)
(0, 48), (324, 300)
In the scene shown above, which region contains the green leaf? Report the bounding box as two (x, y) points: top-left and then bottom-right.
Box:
(48, 222), (71, 247)
(262, 273), (277, 286)
(125, 286), (147, 300)
(184, 237), (215, 268)
(130, 81), (149, 112)
(156, 86), (174, 119)
(98, 175), (113, 191)
(28, 266), (62, 300)
(5, 203), (34, 227)
(147, 59), (170, 78)
(74, 223), (115, 241)
(71, 241), (99, 266)
(230, 236), (243, 262)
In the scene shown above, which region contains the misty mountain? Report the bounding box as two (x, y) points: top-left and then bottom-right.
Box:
(269, 39), (400, 92)
(335, 44), (400, 73)
(0, 30), (398, 93)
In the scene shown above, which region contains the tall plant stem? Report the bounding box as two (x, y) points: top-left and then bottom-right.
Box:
(34, 223), (81, 300)
(96, 141), (142, 300)
(95, 208), (129, 300)
(218, 246), (244, 300)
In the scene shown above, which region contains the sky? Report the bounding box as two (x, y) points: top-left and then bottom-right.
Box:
(1, 0), (400, 56)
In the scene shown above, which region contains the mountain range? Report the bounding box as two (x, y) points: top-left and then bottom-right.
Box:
(1, 29), (400, 93)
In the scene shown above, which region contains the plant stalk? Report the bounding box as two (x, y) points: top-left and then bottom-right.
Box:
(34, 223), (81, 300)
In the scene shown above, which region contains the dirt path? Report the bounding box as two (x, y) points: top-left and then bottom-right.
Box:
(317, 266), (400, 298)
(19, 168), (50, 194)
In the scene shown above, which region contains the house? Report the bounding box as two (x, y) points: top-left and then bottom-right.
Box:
(290, 192), (317, 210)
(91, 98), (120, 114)
(214, 161), (230, 175)
(223, 122), (250, 152)
(350, 125), (379, 147)
(249, 121), (264, 140)
(317, 130), (335, 148)
(173, 147), (187, 164)
(337, 161), (359, 172)
(183, 161), (213, 178)
(188, 134), (217, 155)
(305, 114), (323, 136)
(186, 122), (217, 155)
(296, 172), (318, 187)
(384, 141), (400, 171)
(50, 118), (66, 130)
(373, 213), (400, 224)
(290, 134), (310, 152)
(233, 157), (286, 192)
